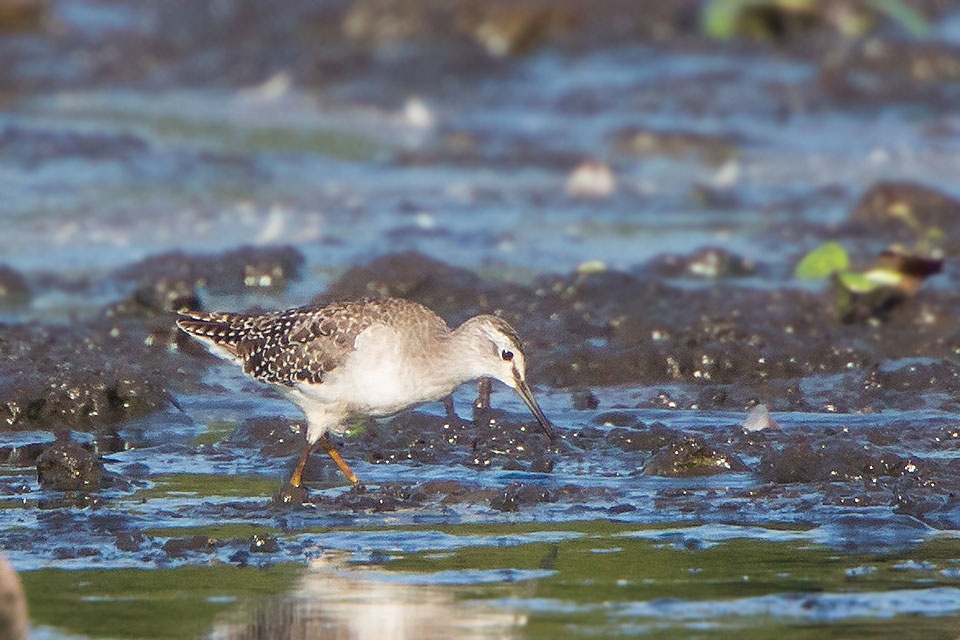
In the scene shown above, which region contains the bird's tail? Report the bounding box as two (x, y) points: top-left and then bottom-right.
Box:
(176, 310), (250, 356)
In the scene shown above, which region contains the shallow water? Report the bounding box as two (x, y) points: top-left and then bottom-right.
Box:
(5, 1), (960, 638)
(20, 523), (960, 640)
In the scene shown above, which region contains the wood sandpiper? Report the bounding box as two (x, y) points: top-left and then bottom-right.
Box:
(177, 297), (557, 493)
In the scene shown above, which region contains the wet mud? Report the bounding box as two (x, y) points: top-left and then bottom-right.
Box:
(3, 238), (960, 535)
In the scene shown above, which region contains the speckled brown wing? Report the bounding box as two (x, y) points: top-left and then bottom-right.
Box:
(177, 300), (392, 387)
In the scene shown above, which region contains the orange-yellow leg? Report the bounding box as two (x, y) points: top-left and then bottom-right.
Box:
(318, 434), (360, 486)
(288, 434), (360, 487)
(288, 443), (312, 488)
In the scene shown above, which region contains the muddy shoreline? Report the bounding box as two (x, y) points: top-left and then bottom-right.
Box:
(2, 224), (960, 544)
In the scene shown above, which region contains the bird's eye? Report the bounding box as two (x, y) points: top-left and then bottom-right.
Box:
(501, 349), (514, 361)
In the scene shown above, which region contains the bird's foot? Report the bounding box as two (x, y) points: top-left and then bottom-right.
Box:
(272, 482), (308, 506)
(350, 482), (367, 495)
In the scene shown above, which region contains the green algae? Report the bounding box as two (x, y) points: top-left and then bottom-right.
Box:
(21, 564), (301, 640)
(16, 520), (960, 638)
(131, 473), (280, 500)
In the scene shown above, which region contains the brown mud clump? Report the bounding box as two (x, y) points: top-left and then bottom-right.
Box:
(0, 321), (175, 432)
(36, 434), (103, 492)
(759, 438), (911, 485)
(643, 437), (749, 477)
(116, 245), (306, 306)
(0, 247), (299, 434)
(317, 251), (527, 325)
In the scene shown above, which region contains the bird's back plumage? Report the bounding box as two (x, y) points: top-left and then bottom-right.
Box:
(177, 298), (445, 388)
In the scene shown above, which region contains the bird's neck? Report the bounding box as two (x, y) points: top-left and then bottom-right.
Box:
(433, 324), (488, 387)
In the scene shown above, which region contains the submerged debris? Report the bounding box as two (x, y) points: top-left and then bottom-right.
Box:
(741, 404), (780, 432)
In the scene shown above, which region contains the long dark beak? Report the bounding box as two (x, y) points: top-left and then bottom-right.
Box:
(514, 374), (558, 442)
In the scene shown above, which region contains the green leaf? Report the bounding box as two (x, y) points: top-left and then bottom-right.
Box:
(702, 0), (929, 41)
(795, 242), (849, 279)
(701, 0), (820, 40)
(867, 0), (931, 38)
(701, 0), (748, 40)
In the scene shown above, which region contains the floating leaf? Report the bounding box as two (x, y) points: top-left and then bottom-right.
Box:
(795, 242), (849, 279)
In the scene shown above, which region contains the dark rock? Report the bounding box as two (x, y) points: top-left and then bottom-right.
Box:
(0, 482), (29, 496)
(759, 439), (911, 484)
(0, 441), (47, 466)
(415, 480), (474, 499)
(322, 483), (418, 513)
(116, 245), (305, 297)
(37, 494), (101, 509)
(758, 442), (822, 484)
(318, 251), (521, 325)
(107, 277), (200, 316)
(115, 532), (144, 552)
(229, 549), (250, 567)
(641, 246), (758, 279)
(53, 547), (99, 560)
(489, 486), (520, 512)
(0, 318), (179, 432)
(528, 456), (554, 474)
(696, 380), (806, 412)
(571, 390), (599, 410)
(36, 436), (103, 492)
(162, 535), (220, 557)
(849, 181), (960, 231)
(608, 503), (637, 515)
(643, 437), (749, 477)
(489, 482), (555, 512)
(0, 369), (171, 432)
(122, 463), (151, 479)
(592, 411), (638, 427)
(818, 441), (909, 482)
(412, 480), (493, 505)
(462, 451), (494, 470)
(502, 457), (524, 471)
(249, 534), (279, 553)
(273, 483), (308, 506)
(607, 423), (675, 453)
(869, 361), (960, 395)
